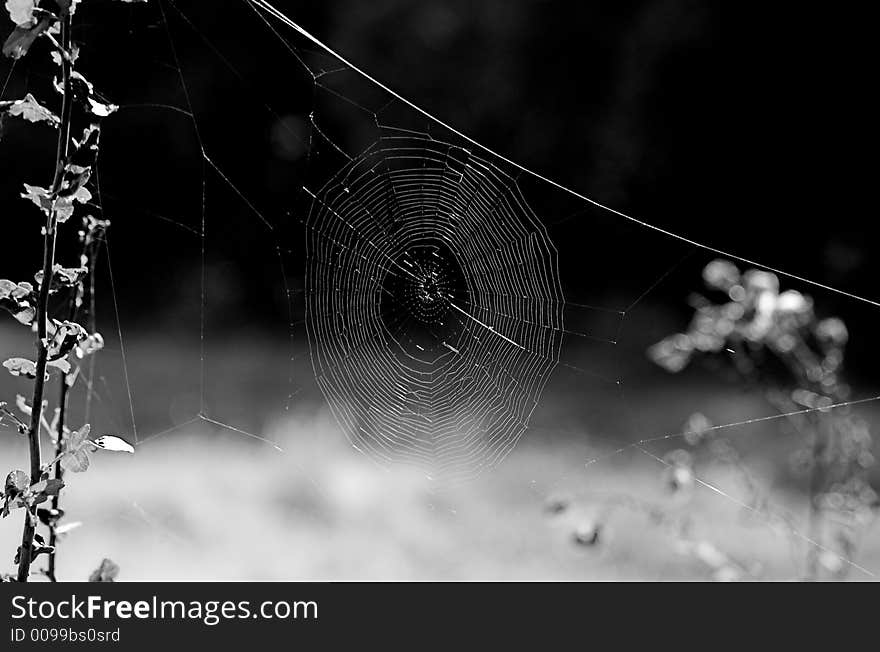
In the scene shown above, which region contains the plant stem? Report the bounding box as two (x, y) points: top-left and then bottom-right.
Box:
(45, 220), (89, 581)
(45, 374), (71, 582)
(16, 6), (74, 583)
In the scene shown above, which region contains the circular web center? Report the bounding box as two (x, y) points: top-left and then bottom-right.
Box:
(418, 274), (441, 303)
(380, 242), (469, 362)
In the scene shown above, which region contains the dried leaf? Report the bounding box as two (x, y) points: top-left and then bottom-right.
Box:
(4, 93), (59, 125)
(3, 357), (37, 378)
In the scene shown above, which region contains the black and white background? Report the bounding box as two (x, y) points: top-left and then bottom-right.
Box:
(1, 0), (878, 583)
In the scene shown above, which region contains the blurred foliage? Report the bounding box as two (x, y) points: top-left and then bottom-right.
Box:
(648, 259), (877, 579)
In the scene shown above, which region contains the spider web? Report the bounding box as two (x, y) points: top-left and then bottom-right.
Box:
(2, 0), (877, 579)
(304, 136), (565, 483)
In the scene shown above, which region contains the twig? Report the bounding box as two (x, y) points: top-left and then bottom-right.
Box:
(17, 5), (74, 583)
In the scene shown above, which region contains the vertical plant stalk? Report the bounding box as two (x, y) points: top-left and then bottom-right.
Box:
(16, 6), (74, 583)
(45, 220), (91, 582)
(45, 363), (71, 582)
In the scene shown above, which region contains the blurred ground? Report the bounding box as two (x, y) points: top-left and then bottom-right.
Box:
(2, 325), (879, 581)
(2, 414), (879, 581)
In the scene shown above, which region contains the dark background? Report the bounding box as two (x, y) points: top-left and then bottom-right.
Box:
(2, 0), (877, 433)
(2, 1), (875, 324)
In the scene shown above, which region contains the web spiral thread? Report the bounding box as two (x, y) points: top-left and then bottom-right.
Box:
(305, 137), (564, 482)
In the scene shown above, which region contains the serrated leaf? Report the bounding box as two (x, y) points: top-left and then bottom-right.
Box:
(66, 423), (90, 450)
(60, 447), (90, 473)
(4, 470), (29, 498)
(5, 93), (59, 125)
(21, 183), (82, 222)
(61, 424), (95, 473)
(2, 280), (32, 300)
(93, 435), (134, 454)
(3, 357), (37, 378)
(0, 279), (35, 325)
(21, 183), (52, 213)
(34, 264), (88, 292)
(0, 279), (16, 299)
